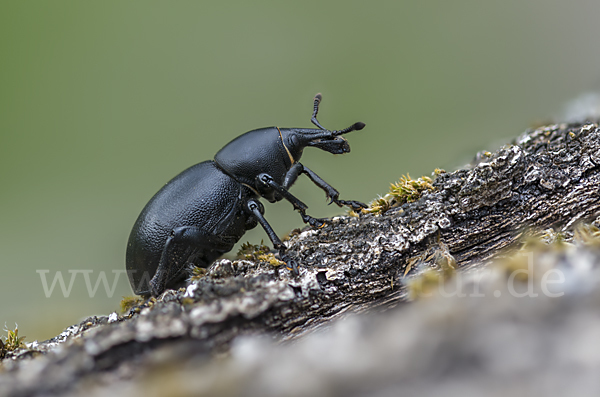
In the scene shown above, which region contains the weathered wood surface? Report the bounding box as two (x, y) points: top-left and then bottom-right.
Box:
(1, 121), (599, 396)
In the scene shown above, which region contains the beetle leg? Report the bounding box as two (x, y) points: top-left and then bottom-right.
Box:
(298, 213), (327, 228)
(278, 252), (299, 275)
(257, 173), (328, 228)
(247, 199), (299, 275)
(283, 163), (304, 189)
(283, 164), (368, 211)
(258, 173), (308, 211)
(302, 166), (368, 210)
(149, 226), (236, 296)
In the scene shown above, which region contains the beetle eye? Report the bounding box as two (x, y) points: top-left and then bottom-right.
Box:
(289, 135), (300, 149)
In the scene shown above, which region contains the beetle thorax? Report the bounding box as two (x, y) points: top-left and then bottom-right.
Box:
(214, 127), (294, 188)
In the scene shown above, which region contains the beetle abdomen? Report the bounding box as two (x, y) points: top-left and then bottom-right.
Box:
(126, 161), (247, 295)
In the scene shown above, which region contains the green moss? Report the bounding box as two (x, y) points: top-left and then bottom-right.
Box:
(282, 228), (302, 242)
(407, 220), (600, 300)
(406, 268), (447, 300)
(180, 297), (195, 306)
(120, 296), (145, 314)
(359, 174), (436, 215)
(236, 241), (284, 266)
(574, 223), (600, 246)
(404, 241), (456, 299)
(237, 241), (269, 260)
(361, 196), (392, 215)
(389, 174), (435, 204)
(1, 326), (26, 359)
(190, 266), (208, 282)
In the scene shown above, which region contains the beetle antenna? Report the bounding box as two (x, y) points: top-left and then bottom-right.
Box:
(310, 93), (365, 136)
(311, 93), (327, 130)
(331, 121), (366, 136)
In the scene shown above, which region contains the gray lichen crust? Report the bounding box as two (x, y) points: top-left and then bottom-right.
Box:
(1, 122), (599, 396)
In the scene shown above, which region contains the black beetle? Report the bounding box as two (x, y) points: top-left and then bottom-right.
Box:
(126, 94), (367, 296)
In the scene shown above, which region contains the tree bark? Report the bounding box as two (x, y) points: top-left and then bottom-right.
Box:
(1, 121), (599, 396)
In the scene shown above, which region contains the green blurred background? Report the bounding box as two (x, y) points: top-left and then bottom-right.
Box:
(2, 0), (600, 342)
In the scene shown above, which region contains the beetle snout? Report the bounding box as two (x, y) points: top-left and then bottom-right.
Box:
(309, 136), (350, 154)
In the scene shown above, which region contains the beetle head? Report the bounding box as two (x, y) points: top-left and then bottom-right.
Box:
(214, 94), (366, 200)
(281, 121), (365, 161)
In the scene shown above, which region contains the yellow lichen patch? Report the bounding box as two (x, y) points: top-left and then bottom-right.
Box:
(120, 296), (144, 314)
(237, 241), (284, 266)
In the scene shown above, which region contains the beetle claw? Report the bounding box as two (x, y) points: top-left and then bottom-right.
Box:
(351, 201), (368, 210)
(279, 253), (300, 275)
(334, 199), (368, 210)
(311, 217), (328, 228)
